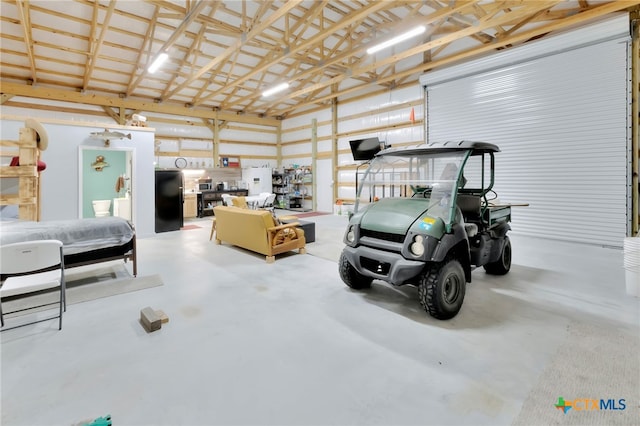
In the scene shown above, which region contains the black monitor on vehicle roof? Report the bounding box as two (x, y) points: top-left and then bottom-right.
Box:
(349, 137), (383, 161)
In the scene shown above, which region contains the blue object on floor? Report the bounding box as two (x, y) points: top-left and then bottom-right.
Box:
(83, 414), (112, 426)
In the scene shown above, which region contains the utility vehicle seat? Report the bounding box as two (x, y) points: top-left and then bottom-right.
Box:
(457, 194), (481, 237)
(457, 194), (481, 218)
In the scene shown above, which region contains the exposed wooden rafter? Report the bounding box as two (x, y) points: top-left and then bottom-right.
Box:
(275, 0), (637, 115)
(128, 0), (209, 97)
(0, 81), (280, 126)
(83, 0), (116, 90)
(192, 0), (389, 107)
(15, 0), (36, 84)
(162, 0), (302, 99)
(161, 2), (220, 100)
(1, 94), (15, 104)
(263, 1), (562, 115)
(125, 4), (160, 96)
(0, 0), (637, 121)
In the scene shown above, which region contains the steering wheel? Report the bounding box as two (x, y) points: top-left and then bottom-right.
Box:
(411, 185), (432, 198)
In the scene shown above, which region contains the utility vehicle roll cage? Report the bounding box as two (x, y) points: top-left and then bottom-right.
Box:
(356, 140), (501, 230)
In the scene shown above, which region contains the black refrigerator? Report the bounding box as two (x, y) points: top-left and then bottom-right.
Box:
(155, 170), (183, 233)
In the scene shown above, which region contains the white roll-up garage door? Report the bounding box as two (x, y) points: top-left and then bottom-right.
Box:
(420, 15), (630, 248)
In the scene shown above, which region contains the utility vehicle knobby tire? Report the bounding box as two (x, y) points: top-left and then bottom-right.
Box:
(339, 252), (372, 289)
(484, 236), (511, 275)
(418, 260), (466, 320)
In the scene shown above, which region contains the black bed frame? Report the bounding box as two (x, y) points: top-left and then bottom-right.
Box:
(63, 235), (137, 277)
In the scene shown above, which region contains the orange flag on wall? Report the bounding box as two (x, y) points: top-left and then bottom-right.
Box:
(409, 107), (415, 123)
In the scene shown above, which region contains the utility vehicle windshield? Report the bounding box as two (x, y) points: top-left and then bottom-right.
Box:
(355, 151), (467, 223)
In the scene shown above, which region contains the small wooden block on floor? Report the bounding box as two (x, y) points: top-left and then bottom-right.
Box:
(140, 306), (161, 332)
(155, 309), (169, 324)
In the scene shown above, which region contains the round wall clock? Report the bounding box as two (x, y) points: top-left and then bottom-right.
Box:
(175, 157), (187, 169)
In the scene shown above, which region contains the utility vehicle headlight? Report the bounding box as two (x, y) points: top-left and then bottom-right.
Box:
(410, 235), (425, 257)
(346, 227), (355, 243)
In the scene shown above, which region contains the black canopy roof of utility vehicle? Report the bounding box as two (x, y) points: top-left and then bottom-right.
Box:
(376, 140), (500, 157)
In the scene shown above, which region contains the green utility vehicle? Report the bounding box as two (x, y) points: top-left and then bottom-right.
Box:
(339, 141), (512, 319)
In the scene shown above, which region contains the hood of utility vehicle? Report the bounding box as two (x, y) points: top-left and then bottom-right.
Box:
(359, 198), (429, 235)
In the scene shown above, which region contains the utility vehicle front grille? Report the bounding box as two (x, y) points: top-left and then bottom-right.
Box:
(360, 257), (391, 275)
(360, 228), (405, 244)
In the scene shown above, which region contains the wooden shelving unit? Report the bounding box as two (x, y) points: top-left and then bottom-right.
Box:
(0, 127), (40, 221)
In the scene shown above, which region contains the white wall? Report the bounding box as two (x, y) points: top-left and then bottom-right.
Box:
(282, 109), (332, 212)
(280, 85), (425, 212)
(0, 116), (156, 237)
(2, 83), (425, 218)
(336, 85), (424, 202)
(150, 111), (279, 169)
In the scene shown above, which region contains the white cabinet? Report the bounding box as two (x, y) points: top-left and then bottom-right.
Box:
(113, 197), (131, 220)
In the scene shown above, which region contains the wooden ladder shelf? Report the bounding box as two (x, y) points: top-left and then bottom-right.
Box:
(0, 127), (40, 221)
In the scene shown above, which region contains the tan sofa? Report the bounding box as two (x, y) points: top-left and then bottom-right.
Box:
(213, 206), (306, 263)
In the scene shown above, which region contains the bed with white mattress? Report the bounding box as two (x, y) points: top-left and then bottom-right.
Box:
(0, 217), (137, 277)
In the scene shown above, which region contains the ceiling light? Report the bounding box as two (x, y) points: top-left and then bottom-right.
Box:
(262, 82), (289, 97)
(148, 52), (169, 73)
(367, 25), (426, 55)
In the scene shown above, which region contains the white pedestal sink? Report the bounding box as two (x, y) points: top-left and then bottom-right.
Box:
(113, 197), (131, 220)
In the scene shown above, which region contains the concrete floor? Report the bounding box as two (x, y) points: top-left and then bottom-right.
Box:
(1, 213), (638, 426)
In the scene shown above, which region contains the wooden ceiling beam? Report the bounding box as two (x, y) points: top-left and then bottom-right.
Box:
(2, 0), (635, 120)
(4, 100), (106, 117)
(158, 1), (209, 40)
(1, 94), (15, 105)
(220, 67), (272, 111)
(289, 2), (327, 46)
(261, 1), (560, 110)
(18, 18), (90, 45)
(163, 0), (302, 100)
(195, 15), (245, 36)
(128, 0), (209, 96)
(102, 106), (121, 123)
(82, 0), (115, 90)
(244, 0), (477, 114)
(275, 0), (639, 116)
(193, 0), (389, 107)
(498, 7), (554, 39)
(250, 1), (274, 31)
(28, 2), (89, 25)
(20, 39), (89, 57)
(200, 117), (231, 132)
(15, 0), (37, 84)
(161, 3), (220, 100)
(126, 5), (160, 96)
(0, 81), (280, 126)
(472, 3), (506, 37)
(84, 1), (99, 89)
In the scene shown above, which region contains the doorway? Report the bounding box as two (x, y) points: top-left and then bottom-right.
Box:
(79, 146), (134, 221)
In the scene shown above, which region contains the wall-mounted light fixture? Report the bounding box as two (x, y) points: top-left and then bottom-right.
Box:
(148, 52), (169, 73)
(262, 82), (289, 97)
(367, 25), (426, 55)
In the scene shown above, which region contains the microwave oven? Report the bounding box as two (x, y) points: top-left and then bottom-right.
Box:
(198, 183), (212, 191)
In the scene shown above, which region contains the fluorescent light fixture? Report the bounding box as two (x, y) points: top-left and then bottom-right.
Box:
(148, 52), (169, 73)
(262, 82), (289, 97)
(366, 25), (426, 55)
